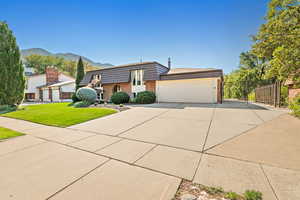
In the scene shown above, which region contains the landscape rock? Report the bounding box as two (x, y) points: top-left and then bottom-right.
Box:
(181, 193), (197, 200)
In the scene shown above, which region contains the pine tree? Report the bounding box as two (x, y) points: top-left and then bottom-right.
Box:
(0, 22), (25, 106)
(75, 57), (85, 90)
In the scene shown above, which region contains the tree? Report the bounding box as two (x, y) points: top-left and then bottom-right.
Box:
(75, 57), (85, 90)
(25, 54), (65, 74)
(0, 22), (25, 105)
(252, 0), (300, 84)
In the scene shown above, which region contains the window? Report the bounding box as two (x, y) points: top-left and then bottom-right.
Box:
(131, 70), (144, 86)
(113, 85), (121, 93)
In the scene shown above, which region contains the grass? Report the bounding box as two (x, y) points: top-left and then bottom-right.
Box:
(0, 127), (24, 140)
(2, 103), (117, 127)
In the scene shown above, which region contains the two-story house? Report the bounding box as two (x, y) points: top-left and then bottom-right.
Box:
(80, 61), (223, 103)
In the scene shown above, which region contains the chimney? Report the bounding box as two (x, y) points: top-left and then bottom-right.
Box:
(46, 66), (59, 85)
(168, 57), (171, 69)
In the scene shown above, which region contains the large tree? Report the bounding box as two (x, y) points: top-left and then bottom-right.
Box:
(75, 57), (85, 90)
(252, 0), (300, 84)
(0, 22), (25, 105)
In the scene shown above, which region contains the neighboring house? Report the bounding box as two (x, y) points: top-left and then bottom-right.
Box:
(80, 61), (223, 103)
(285, 79), (300, 101)
(25, 67), (75, 102)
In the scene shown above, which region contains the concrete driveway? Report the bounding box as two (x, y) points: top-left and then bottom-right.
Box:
(0, 101), (299, 200)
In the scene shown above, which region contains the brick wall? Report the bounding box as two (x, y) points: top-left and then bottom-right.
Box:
(289, 88), (300, 100)
(46, 67), (59, 85)
(145, 81), (156, 92)
(103, 83), (132, 101)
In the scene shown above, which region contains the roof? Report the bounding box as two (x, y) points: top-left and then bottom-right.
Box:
(87, 61), (168, 72)
(37, 80), (75, 88)
(165, 68), (220, 75)
(160, 67), (223, 81)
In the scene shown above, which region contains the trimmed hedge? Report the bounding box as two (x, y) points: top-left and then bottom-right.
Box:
(111, 92), (130, 104)
(136, 91), (156, 104)
(76, 87), (97, 103)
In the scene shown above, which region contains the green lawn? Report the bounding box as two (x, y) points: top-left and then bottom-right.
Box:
(2, 103), (117, 127)
(0, 127), (24, 140)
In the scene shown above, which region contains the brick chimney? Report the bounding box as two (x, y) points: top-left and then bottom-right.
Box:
(46, 66), (59, 85)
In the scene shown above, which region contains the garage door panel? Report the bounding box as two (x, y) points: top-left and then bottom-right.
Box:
(156, 78), (217, 103)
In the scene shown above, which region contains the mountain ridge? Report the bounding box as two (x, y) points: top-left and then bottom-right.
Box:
(21, 48), (113, 68)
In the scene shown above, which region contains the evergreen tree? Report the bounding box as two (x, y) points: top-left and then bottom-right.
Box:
(0, 22), (25, 105)
(75, 57), (85, 90)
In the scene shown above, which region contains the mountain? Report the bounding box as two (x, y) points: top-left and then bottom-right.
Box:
(21, 48), (113, 68)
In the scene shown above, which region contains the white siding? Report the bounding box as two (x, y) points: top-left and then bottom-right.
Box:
(156, 78), (218, 103)
(42, 89), (50, 102)
(52, 89), (60, 102)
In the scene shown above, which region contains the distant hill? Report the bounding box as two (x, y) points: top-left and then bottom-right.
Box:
(21, 48), (113, 68)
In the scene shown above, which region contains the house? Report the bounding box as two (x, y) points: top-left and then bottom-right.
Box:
(285, 79), (300, 101)
(80, 60), (223, 103)
(25, 67), (75, 102)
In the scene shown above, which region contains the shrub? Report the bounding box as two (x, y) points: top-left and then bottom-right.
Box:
(72, 93), (80, 103)
(225, 192), (239, 200)
(0, 105), (17, 114)
(244, 190), (262, 200)
(204, 186), (224, 195)
(289, 94), (300, 117)
(76, 87), (97, 103)
(111, 92), (130, 104)
(136, 91), (156, 104)
(73, 101), (91, 108)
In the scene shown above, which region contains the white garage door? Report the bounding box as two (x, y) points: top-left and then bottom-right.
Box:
(156, 78), (217, 103)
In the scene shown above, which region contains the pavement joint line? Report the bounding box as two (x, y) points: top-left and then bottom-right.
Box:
(204, 151), (300, 172)
(132, 144), (159, 164)
(201, 105), (216, 152)
(115, 109), (172, 137)
(92, 137), (124, 152)
(259, 164), (280, 200)
(28, 133), (187, 180)
(46, 158), (111, 200)
(192, 152), (204, 181)
(66, 134), (99, 145)
(252, 109), (266, 123)
(203, 111), (292, 152)
(202, 123), (259, 152)
(0, 139), (47, 158)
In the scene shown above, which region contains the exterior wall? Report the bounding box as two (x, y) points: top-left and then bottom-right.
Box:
(25, 74), (46, 101)
(145, 80), (156, 93)
(103, 82), (131, 101)
(288, 88), (300, 100)
(42, 89), (50, 102)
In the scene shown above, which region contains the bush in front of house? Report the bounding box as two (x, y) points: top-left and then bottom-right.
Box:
(135, 91), (156, 104)
(73, 101), (91, 108)
(76, 87), (97, 103)
(71, 93), (80, 103)
(289, 94), (300, 117)
(111, 92), (130, 104)
(0, 105), (17, 114)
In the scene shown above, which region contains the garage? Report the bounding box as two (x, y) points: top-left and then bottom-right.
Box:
(156, 68), (223, 103)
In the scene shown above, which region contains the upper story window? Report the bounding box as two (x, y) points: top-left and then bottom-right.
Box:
(91, 74), (101, 81)
(131, 70), (144, 86)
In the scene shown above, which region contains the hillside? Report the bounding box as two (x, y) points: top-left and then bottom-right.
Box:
(21, 48), (113, 68)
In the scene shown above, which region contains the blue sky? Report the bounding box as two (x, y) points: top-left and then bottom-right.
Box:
(1, 0), (269, 73)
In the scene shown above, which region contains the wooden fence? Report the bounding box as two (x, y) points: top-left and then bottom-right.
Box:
(255, 82), (281, 107)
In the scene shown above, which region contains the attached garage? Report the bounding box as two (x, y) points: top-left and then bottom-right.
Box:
(157, 68), (223, 103)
